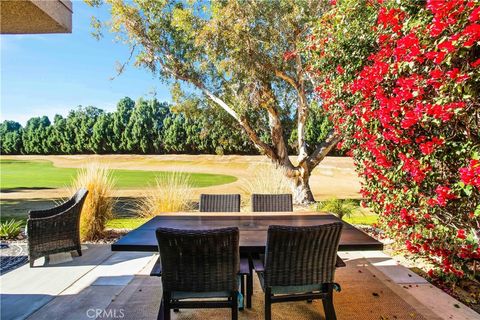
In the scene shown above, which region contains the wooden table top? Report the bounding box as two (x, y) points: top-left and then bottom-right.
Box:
(111, 213), (383, 253)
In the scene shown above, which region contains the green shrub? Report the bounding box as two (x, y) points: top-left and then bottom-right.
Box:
(0, 219), (23, 239)
(316, 198), (359, 221)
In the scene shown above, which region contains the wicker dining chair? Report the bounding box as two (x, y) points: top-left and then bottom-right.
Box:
(156, 227), (241, 320)
(251, 194), (293, 212)
(27, 188), (88, 267)
(198, 193), (254, 308)
(254, 223), (343, 320)
(199, 194), (241, 212)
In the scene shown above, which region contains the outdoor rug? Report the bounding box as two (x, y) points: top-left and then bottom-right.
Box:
(105, 257), (436, 320)
(0, 242), (28, 275)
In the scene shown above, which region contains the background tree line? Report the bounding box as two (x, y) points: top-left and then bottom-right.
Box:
(1, 97), (335, 156)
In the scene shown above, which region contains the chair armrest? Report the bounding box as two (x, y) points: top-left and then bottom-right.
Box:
(335, 255), (346, 268)
(29, 199), (75, 219)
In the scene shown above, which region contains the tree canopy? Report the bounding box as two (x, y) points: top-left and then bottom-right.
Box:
(88, 0), (340, 202)
(0, 96), (333, 157)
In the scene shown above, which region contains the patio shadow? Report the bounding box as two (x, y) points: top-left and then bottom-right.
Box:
(1, 293), (54, 320)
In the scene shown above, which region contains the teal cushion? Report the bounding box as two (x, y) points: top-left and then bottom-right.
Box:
(171, 291), (231, 299)
(257, 272), (324, 295)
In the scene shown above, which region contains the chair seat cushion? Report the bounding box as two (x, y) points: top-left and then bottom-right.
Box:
(171, 291), (232, 300)
(257, 272), (324, 295)
(170, 276), (244, 308)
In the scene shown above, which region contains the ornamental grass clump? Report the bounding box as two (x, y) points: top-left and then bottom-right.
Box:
(135, 171), (193, 217)
(72, 163), (115, 241)
(241, 164), (291, 195)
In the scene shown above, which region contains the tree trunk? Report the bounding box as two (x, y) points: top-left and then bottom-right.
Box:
(282, 163), (315, 204)
(291, 171), (315, 204)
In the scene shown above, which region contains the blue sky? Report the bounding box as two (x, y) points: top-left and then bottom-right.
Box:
(0, 1), (171, 125)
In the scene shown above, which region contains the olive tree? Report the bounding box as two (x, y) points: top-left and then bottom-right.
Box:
(88, 0), (339, 203)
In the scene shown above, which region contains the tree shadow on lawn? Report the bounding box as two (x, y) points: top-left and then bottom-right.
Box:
(1, 198), (59, 220)
(1, 197), (152, 220)
(0, 187), (56, 193)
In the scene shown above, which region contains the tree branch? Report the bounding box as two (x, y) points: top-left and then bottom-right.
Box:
(261, 84), (290, 164)
(294, 51), (309, 163)
(305, 129), (341, 169)
(274, 69), (299, 91)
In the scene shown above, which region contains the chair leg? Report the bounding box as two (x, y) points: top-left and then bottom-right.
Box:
(157, 298), (165, 320)
(77, 249), (82, 257)
(240, 275), (245, 310)
(264, 287), (272, 320)
(322, 284), (337, 320)
(232, 291), (238, 320)
(247, 273), (253, 308)
(163, 293), (171, 320)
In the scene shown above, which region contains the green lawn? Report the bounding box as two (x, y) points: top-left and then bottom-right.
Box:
(106, 217), (148, 229)
(0, 159), (237, 191)
(344, 213), (378, 225)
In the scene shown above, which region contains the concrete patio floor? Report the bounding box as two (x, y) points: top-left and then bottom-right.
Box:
(1, 245), (478, 320)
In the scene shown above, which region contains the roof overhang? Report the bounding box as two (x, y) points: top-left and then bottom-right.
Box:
(1, 0), (72, 34)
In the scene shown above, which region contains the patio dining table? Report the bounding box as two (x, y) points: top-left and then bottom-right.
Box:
(111, 212), (383, 254)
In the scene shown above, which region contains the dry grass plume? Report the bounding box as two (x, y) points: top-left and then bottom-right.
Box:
(71, 163), (115, 241)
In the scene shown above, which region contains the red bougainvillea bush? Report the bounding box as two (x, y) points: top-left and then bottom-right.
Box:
(305, 0), (480, 280)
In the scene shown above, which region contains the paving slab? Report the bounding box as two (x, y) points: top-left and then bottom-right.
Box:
(3, 248), (479, 320)
(92, 275), (134, 286)
(0, 244), (113, 320)
(366, 256), (429, 284)
(103, 275), (162, 320)
(27, 285), (127, 320)
(402, 284), (480, 320)
(58, 251), (152, 295)
(24, 251), (153, 320)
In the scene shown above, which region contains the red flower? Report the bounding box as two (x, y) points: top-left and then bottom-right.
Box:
(471, 58), (480, 67)
(457, 229), (466, 240)
(446, 68), (459, 79)
(419, 137), (444, 155)
(435, 185), (457, 206)
(283, 51), (297, 61)
(336, 64), (345, 74)
(401, 110), (420, 129)
(438, 40), (456, 53)
(462, 23), (480, 47)
(459, 159), (480, 189)
(470, 6), (480, 22)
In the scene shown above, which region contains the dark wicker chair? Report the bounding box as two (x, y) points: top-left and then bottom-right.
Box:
(254, 223), (343, 320)
(251, 194), (293, 212)
(156, 227), (240, 320)
(198, 193), (254, 308)
(27, 188), (88, 267)
(199, 194), (241, 212)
